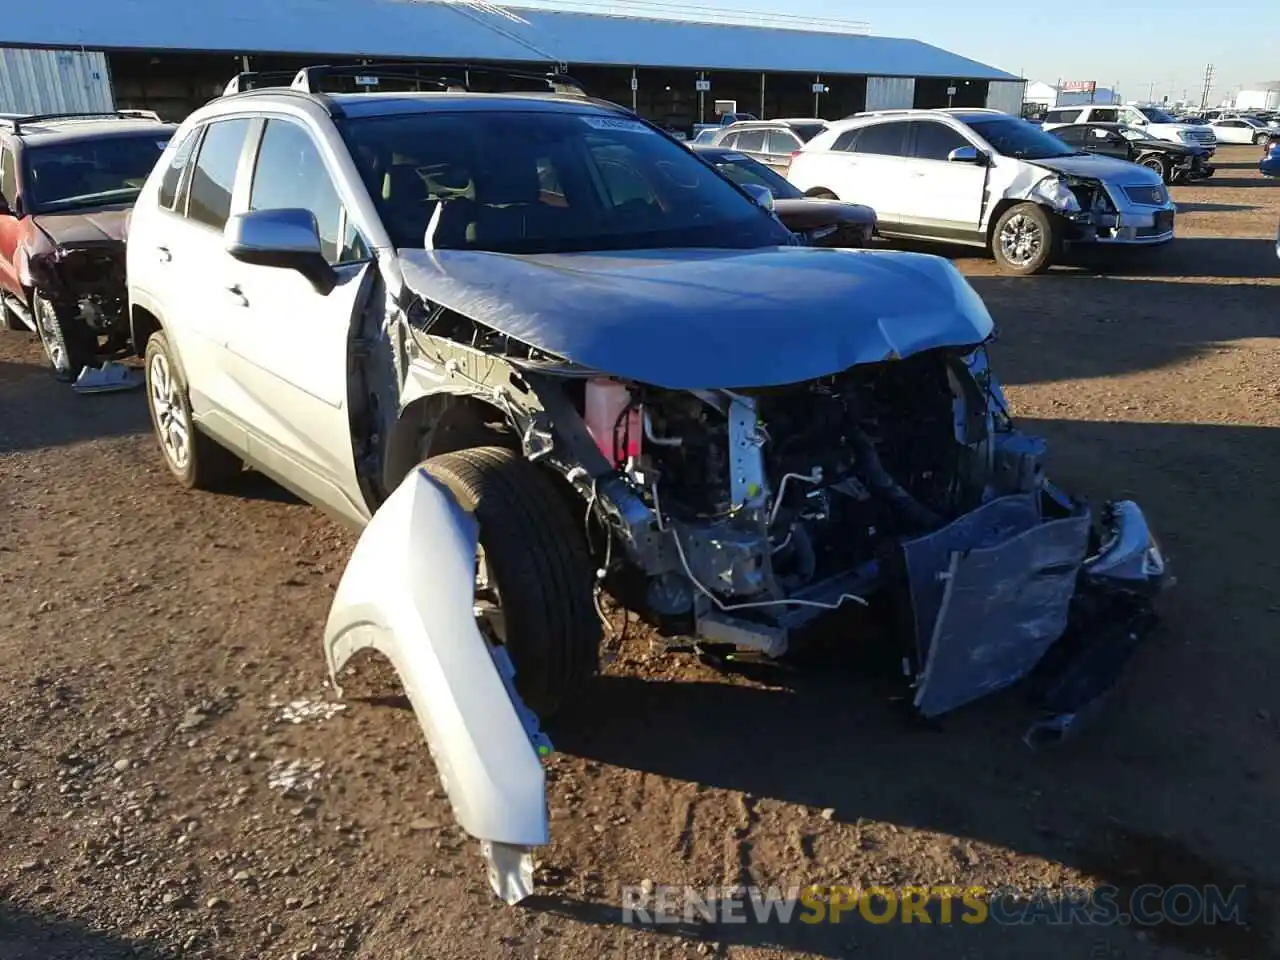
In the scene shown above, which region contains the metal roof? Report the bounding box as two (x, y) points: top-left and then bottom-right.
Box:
(6, 0), (1017, 81)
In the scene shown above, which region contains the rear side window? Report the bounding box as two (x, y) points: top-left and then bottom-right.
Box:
(157, 127), (198, 211)
(1053, 125), (1085, 145)
(0, 145), (16, 209)
(909, 121), (970, 161)
(733, 130), (766, 152)
(1045, 109), (1082, 124)
(186, 117), (252, 231)
(1089, 108), (1119, 123)
(831, 129), (861, 151)
(853, 122), (909, 157)
(765, 129), (802, 154)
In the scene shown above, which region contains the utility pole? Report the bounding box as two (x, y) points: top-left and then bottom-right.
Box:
(1198, 63), (1215, 112)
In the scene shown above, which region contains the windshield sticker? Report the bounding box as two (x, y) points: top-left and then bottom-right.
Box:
(722, 153), (749, 162)
(156, 140), (169, 150)
(581, 116), (655, 135)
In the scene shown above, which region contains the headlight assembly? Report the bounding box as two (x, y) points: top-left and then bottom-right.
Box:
(1030, 176), (1082, 213)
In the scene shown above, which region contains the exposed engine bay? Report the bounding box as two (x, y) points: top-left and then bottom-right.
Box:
(549, 341), (1162, 723)
(28, 244), (130, 336)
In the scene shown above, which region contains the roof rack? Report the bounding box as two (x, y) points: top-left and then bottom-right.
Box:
(0, 110), (164, 134)
(292, 62), (586, 97)
(222, 70), (308, 97)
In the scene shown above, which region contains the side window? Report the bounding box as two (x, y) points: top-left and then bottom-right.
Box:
(1091, 108), (1119, 123)
(157, 127), (199, 211)
(718, 132), (738, 148)
(909, 121), (970, 161)
(765, 130), (801, 154)
(187, 117), (253, 231)
(831, 129), (861, 151)
(249, 118), (368, 265)
(852, 122), (909, 157)
(734, 130), (767, 152)
(1054, 126), (1084, 145)
(0, 145), (16, 209)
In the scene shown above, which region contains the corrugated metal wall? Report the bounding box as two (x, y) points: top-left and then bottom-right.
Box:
(985, 79), (1026, 115)
(0, 47), (114, 114)
(865, 76), (914, 111)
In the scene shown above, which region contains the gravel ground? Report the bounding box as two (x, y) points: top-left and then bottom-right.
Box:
(2, 145), (1278, 960)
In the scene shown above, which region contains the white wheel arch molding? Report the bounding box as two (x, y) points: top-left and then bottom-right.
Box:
(323, 468), (551, 904)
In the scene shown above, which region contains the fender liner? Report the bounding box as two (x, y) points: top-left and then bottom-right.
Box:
(324, 467), (549, 901)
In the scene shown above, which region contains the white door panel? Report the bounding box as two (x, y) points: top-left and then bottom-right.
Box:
(222, 260), (372, 512)
(895, 160), (987, 232)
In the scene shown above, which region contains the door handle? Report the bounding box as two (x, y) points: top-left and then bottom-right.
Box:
(157, 245), (172, 263)
(225, 284), (249, 308)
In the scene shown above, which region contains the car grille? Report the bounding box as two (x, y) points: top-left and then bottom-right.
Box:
(1123, 185), (1167, 206)
(1187, 129), (1216, 144)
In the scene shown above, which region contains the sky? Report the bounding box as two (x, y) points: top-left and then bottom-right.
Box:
(531, 0), (1279, 104)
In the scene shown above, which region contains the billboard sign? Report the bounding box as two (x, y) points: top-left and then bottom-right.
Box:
(1061, 80), (1097, 94)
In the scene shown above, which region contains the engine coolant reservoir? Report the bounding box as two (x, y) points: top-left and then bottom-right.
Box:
(584, 378), (642, 466)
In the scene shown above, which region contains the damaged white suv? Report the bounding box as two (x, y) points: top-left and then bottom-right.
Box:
(126, 65), (1168, 904)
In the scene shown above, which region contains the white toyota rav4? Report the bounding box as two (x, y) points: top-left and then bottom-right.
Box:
(787, 108), (1177, 274)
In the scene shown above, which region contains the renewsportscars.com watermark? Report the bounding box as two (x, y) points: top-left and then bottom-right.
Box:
(621, 884), (1250, 927)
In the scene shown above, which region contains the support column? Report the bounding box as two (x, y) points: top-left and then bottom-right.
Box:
(760, 72), (766, 118)
(631, 67), (637, 111)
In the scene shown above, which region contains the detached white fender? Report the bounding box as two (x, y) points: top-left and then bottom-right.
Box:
(324, 467), (548, 903)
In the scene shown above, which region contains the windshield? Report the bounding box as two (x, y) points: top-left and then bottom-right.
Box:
(1138, 107), (1177, 123)
(966, 117), (1078, 159)
(706, 152), (804, 199)
(340, 110), (791, 254)
(24, 133), (171, 212)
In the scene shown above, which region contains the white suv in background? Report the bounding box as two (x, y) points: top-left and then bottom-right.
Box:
(1042, 103), (1217, 152)
(786, 108), (1176, 274)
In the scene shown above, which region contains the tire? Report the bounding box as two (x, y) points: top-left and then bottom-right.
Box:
(144, 331), (242, 489)
(423, 446), (600, 717)
(1256, 132), (1270, 146)
(991, 202), (1058, 275)
(1140, 155), (1170, 183)
(33, 294), (96, 382)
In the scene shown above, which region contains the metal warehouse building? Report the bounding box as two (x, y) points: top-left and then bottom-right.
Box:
(3, 0), (1024, 128)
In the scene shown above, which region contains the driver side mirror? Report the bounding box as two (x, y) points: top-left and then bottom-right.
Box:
(947, 146), (986, 165)
(740, 182), (775, 211)
(224, 208), (337, 296)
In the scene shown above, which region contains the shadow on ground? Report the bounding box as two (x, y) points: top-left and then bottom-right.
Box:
(0, 905), (176, 960)
(967, 272), (1277, 386)
(0, 359), (151, 454)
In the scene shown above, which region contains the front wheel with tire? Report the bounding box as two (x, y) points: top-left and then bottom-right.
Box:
(991, 203), (1059, 275)
(33, 294), (97, 382)
(144, 331), (242, 489)
(423, 446), (601, 718)
(1140, 155), (1170, 183)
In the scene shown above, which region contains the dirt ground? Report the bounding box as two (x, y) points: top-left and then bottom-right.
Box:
(2, 145), (1278, 960)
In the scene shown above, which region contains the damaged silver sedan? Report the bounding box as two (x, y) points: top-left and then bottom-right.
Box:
(125, 65), (1168, 905)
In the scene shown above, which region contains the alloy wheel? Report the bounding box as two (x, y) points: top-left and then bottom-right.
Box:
(147, 351), (191, 471)
(34, 298), (68, 375)
(999, 214), (1043, 267)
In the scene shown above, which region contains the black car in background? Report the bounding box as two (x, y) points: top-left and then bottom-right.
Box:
(1050, 122), (1214, 184)
(691, 144), (876, 247)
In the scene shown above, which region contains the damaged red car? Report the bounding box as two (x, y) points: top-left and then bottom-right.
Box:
(0, 112), (175, 380)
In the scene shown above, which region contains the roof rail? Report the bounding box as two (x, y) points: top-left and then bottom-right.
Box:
(284, 61), (587, 97)
(0, 110), (164, 134)
(222, 70), (306, 96)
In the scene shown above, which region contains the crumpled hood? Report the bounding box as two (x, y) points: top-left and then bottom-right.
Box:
(1027, 153), (1164, 185)
(32, 208), (130, 249)
(399, 246), (993, 389)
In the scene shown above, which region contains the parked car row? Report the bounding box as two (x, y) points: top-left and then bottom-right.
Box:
(5, 63), (1170, 905)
